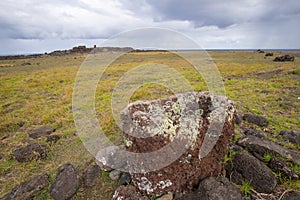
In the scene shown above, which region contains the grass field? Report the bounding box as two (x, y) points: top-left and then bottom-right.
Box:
(0, 50), (299, 199)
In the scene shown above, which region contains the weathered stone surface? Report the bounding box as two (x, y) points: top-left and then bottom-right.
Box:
(238, 135), (300, 165)
(265, 52), (273, 56)
(109, 170), (121, 181)
(112, 185), (149, 200)
(120, 173), (131, 185)
(157, 193), (173, 200)
(268, 157), (299, 180)
(175, 177), (241, 200)
(280, 102), (295, 108)
(274, 55), (295, 62)
(28, 126), (55, 139)
(229, 144), (243, 152)
(242, 114), (269, 127)
(121, 92), (236, 194)
(46, 134), (60, 143)
(234, 114), (242, 125)
(50, 163), (79, 200)
(1, 173), (49, 200)
(282, 191), (300, 200)
(13, 142), (47, 162)
(244, 129), (265, 138)
(84, 164), (100, 187)
(229, 152), (277, 193)
(279, 130), (300, 145)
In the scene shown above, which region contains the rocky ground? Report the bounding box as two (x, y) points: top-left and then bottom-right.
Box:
(0, 50), (299, 199)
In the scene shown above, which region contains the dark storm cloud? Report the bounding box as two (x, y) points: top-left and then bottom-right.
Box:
(140, 0), (300, 28)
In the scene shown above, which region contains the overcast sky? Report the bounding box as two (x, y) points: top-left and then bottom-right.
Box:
(0, 0), (300, 55)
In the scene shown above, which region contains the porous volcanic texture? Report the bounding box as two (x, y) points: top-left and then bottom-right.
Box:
(121, 92), (235, 195)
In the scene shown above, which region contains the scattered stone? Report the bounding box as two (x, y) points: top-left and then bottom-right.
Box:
(176, 176), (242, 200)
(197, 176), (242, 200)
(279, 130), (300, 145)
(274, 55), (295, 62)
(95, 145), (126, 171)
(16, 121), (25, 127)
(244, 129), (264, 138)
(50, 163), (79, 200)
(229, 152), (277, 193)
(234, 114), (242, 125)
(120, 92), (236, 194)
(282, 191), (300, 200)
(120, 173), (131, 185)
(257, 49), (265, 53)
(1, 173), (49, 200)
(260, 89), (269, 94)
(84, 164), (100, 187)
(0, 153), (3, 160)
(109, 169), (121, 181)
(13, 142), (47, 162)
(95, 159), (113, 172)
(265, 52), (274, 56)
(157, 193), (173, 200)
(28, 126), (55, 139)
(46, 135), (60, 143)
(112, 185), (150, 200)
(59, 80), (64, 83)
(238, 135), (300, 165)
(242, 114), (269, 127)
(228, 144), (243, 152)
(268, 157), (299, 180)
(21, 62), (31, 66)
(280, 102), (295, 108)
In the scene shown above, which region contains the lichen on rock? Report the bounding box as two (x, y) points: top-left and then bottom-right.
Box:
(121, 92), (236, 194)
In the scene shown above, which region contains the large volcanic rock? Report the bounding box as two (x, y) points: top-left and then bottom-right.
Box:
(120, 92), (235, 195)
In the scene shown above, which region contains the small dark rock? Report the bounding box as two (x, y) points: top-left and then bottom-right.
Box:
(242, 114), (269, 127)
(13, 143), (48, 162)
(1, 173), (49, 200)
(244, 129), (264, 138)
(238, 135), (300, 165)
(84, 165), (100, 187)
(21, 62), (31, 66)
(59, 80), (64, 83)
(234, 114), (242, 125)
(229, 152), (277, 193)
(112, 185), (149, 200)
(282, 191), (300, 200)
(0, 154), (3, 160)
(120, 173), (131, 185)
(260, 89), (269, 94)
(28, 126), (55, 139)
(265, 52), (273, 57)
(177, 176), (242, 200)
(268, 157), (299, 180)
(229, 144), (244, 152)
(109, 169), (121, 181)
(280, 102), (295, 108)
(257, 49), (265, 53)
(16, 121), (25, 127)
(50, 163), (79, 200)
(279, 130), (300, 145)
(46, 135), (60, 143)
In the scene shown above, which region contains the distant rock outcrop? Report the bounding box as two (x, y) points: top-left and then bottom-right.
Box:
(274, 55), (295, 62)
